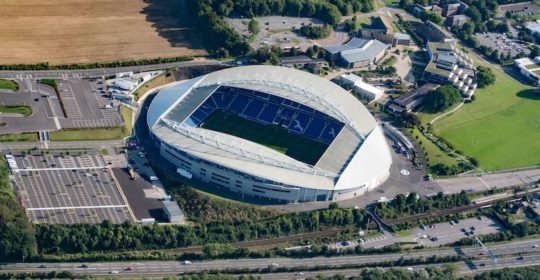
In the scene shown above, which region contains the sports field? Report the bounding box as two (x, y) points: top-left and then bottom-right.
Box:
(201, 110), (329, 165)
(432, 56), (539, 171)
(0, 0), (206, 64)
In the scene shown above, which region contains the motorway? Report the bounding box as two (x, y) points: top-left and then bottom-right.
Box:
(257, 254), (540, 279)
(2, 239), (540, 277)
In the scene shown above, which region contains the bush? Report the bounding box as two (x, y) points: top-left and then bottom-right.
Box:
(299, 25), (332, 39)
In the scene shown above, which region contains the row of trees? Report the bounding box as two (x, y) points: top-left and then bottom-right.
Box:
(211, 0), (375, 25)
(0, 56), (192, 71)
(35, 206), (367, 254)
(0, 160), (36, 261)
(375, 191), (471, 220)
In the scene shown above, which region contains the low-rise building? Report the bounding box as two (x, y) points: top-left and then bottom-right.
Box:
(423, 41), (476, 98)
(387, 83), (439, 114)
(324, 38), (389, 68)
(515, 56), (540, 86)
(361, 16), (411, 47)
(414, 21), (454, 44)
(338, 73), (385, 101)
(361, 15), (395, 44)
(163, 200), (185, 224)
(392, 32), (411, 47)
(445, 14), (470, 28)
(280, 55), (326, 68)
(525, 20), (540, 37)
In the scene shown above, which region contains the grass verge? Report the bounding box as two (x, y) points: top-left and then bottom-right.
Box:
(0, 105), (32, 116)
(0, 133), (39, 142)
(0, 79), (19, 91)
(410, 127), (460, 172)
(50, 105), (133, 141)
(132, 72), (175, 101)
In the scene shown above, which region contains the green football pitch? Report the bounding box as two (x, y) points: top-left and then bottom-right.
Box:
(200, 110), (329, 165)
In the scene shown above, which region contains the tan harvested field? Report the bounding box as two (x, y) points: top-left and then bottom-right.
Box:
(0, 0), (207, 65)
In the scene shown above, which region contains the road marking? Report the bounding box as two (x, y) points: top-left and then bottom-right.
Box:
(27, 205), (128, 211)
(14, 166), (107, 172)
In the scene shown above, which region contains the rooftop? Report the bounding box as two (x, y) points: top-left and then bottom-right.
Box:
(394, 32), (411, 40)
(324, 38), (370, 54)
(163, 201), (184, 217)
(368, 15), (394, 32)
(340, 40), (388, 64)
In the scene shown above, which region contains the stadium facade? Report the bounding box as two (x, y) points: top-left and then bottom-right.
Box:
(147, 66), (392, 203)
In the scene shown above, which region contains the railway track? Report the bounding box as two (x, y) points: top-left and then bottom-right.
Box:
(149, 227), (343, 254)
(382, 192), (527, 225)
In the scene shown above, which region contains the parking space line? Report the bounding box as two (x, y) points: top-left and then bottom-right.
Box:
(27, 205), (128, 211)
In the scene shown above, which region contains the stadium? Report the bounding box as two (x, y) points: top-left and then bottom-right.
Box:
(147, 66), (392, 203)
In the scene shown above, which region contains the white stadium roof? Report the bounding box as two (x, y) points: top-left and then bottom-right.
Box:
(148, 66), (391, 191)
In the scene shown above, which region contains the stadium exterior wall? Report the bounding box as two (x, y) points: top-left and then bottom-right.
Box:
(146, 65), (392, 203)
(158, 140), (334, 202)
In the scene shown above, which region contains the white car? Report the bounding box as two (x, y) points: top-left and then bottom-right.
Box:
(533, 244), (539, 248)
(109, 270), (119, 274)
(184, 260), (192, 265)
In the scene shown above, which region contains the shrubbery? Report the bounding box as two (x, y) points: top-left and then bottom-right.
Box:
(35, 207), (368, 254)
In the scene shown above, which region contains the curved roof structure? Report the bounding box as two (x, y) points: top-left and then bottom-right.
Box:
(148, 65), (392, 191)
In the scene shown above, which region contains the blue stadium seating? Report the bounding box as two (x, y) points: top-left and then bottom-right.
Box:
(184, 86), (344, 144)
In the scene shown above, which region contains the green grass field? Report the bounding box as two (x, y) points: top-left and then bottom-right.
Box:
(201, 110), (329, 165)
(0, 79), (19, 91)
(432, 60), (539, 171)
(0, 106), (32, 116)
(0, 133), (38, 142)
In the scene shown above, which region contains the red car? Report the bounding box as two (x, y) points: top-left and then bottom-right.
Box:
(125, 266), (133, 271)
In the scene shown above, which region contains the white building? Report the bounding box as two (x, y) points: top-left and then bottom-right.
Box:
(147, 66), (392, 203)
(515, 56), (540, 86)
(339, 73), (385, 101)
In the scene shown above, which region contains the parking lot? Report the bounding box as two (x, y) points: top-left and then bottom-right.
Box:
(359, 216), (503, 249)
(0, 76), (123, 134)
(227, 16), (324, 50)
(410, 216), (503, 246)
(56, 79), (124, 129)
(499, 2), (540, 17)
(476, 32), (531, 57)
(7, 151), (133, 224)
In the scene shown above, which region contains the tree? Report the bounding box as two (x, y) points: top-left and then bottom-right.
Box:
(476, 66), (496, 88)
(401, 112), (420, 128)
(423, 85), (462, 113)
(299, 25), (332, 39)
(248, 19), (260, 35)
(421, 11), (443, 25)
(216, 47), (229, 59)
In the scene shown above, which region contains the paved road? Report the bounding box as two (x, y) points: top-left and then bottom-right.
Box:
(0, 60), (221, 79)
(0, 139), (123, 150)
(2, 238), (540, 276)
(257, 254), (540, 279)
(435, 168), (540, 194)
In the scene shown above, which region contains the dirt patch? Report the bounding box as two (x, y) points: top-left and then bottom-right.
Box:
(0, 0), (206, 64)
